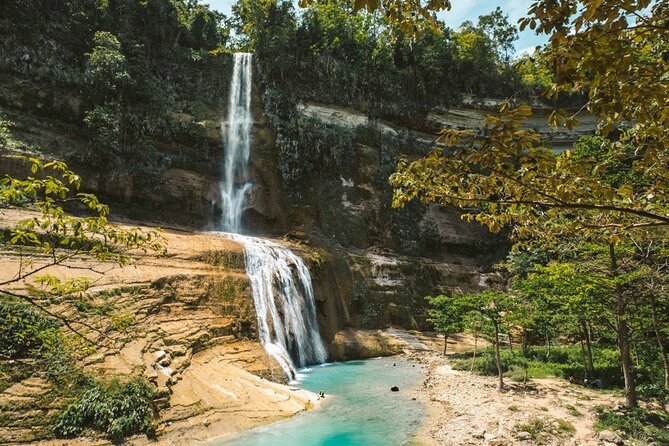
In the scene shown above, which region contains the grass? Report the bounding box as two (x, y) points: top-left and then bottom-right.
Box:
(516, 417), (575, 445)
(595, 406), (669, 446)
(565, 404), (582, 417)
(450, 345), (627, 389)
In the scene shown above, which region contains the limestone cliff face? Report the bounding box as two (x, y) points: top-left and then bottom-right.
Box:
(244, 97), (592, 352)
(0, 63), (590, 358)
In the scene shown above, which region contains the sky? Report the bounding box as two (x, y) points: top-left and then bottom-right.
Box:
(205, 0), (548, 55)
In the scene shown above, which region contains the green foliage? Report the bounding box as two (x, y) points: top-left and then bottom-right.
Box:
(0, 295), (84, 388)
(277, 115), (355, 194)
(0, 0), (232, 186)
(391, 105), (669, 244)
(298, 0), (450, 36)
(1, 157), (166, 350)
(0, 116), (12, 148)
(454, 345), (625, 385)
(515, 51), (553, 92)
(242, 0), (532, 128)
(54, 377), (156, 442)
(572, 136), (649, 189)
(0, 297), (61, 359)
(595, 407), (669, 446)
(82, 104), (122, 161)
(110, 311), (135, 333)
(472, 7), (518, 62)
(85, 31), (131, 101)
(425, 294), (467, 337)
(1, 158), (166, 264)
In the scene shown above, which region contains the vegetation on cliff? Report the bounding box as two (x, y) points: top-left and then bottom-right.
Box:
(0, 0), (232, 185)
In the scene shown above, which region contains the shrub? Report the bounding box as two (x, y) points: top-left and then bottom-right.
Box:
(595, 407), (669, 445)
(0, 299), (61, 359)
(54, 377), (157, 443)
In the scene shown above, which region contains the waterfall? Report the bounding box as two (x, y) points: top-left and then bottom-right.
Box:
(219, 53), (327, 380)
(227, 234), (328, 379)
(220, 52), (253, 234)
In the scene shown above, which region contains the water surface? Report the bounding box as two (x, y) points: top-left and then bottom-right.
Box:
(220, 356), (425, 446)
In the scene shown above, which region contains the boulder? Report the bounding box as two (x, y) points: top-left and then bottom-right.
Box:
(598, 430), (622, 445)
(516, 431), (532, 441)
(390, 386), (399, 392)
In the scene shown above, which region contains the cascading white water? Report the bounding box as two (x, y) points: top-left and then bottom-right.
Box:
(227, 233), (327, 379)
(220, 52), (253, 234)
(219, 53), (327, 379)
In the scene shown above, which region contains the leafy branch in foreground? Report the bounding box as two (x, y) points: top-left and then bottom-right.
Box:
(0, 157), (166, 344)
(390, 103), (669, 246)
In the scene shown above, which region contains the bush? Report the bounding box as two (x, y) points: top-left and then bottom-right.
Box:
(595, 407), (669, 445)
(54, 377), (156, 443)
(454, 345), (624, 386)
(0, 299), (61, 359)
(636, 383), (669, 404)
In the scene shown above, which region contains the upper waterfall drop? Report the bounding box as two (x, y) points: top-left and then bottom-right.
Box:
(219, 52), (327, 380)
(220, 52), (253, 233)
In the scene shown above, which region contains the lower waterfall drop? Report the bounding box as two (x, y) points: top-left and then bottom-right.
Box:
(219, 53), (327, 379)
(229, 234), (327, 380)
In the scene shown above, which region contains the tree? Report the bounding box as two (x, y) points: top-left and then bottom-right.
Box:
(389, 102), (668, 407)
(85, 31), (131, 102)
(461, 7), (518, 62)
(462, 311), (486, 371)
(1, 157), (165, 344)
(298, 0), (451, 35)
(459, 291), (519, 390)
(514, 261), (608, 376)
(425, 294), (467, 355)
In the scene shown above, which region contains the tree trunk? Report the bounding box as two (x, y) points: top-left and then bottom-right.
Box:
(650, 294), (669, 389)
(493, 320), (504, 391)
(609, 243), (637, 407)
(443, 333), (448, 356)
(581, 319), (594, 376)
(471, 334), (478, 372)
(586, 321), (595, 374)
(507, 323), (514, 351)
(580, 338), (589, 379)
(545, 333), (551, 360)
(522, 328), (529, 357)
